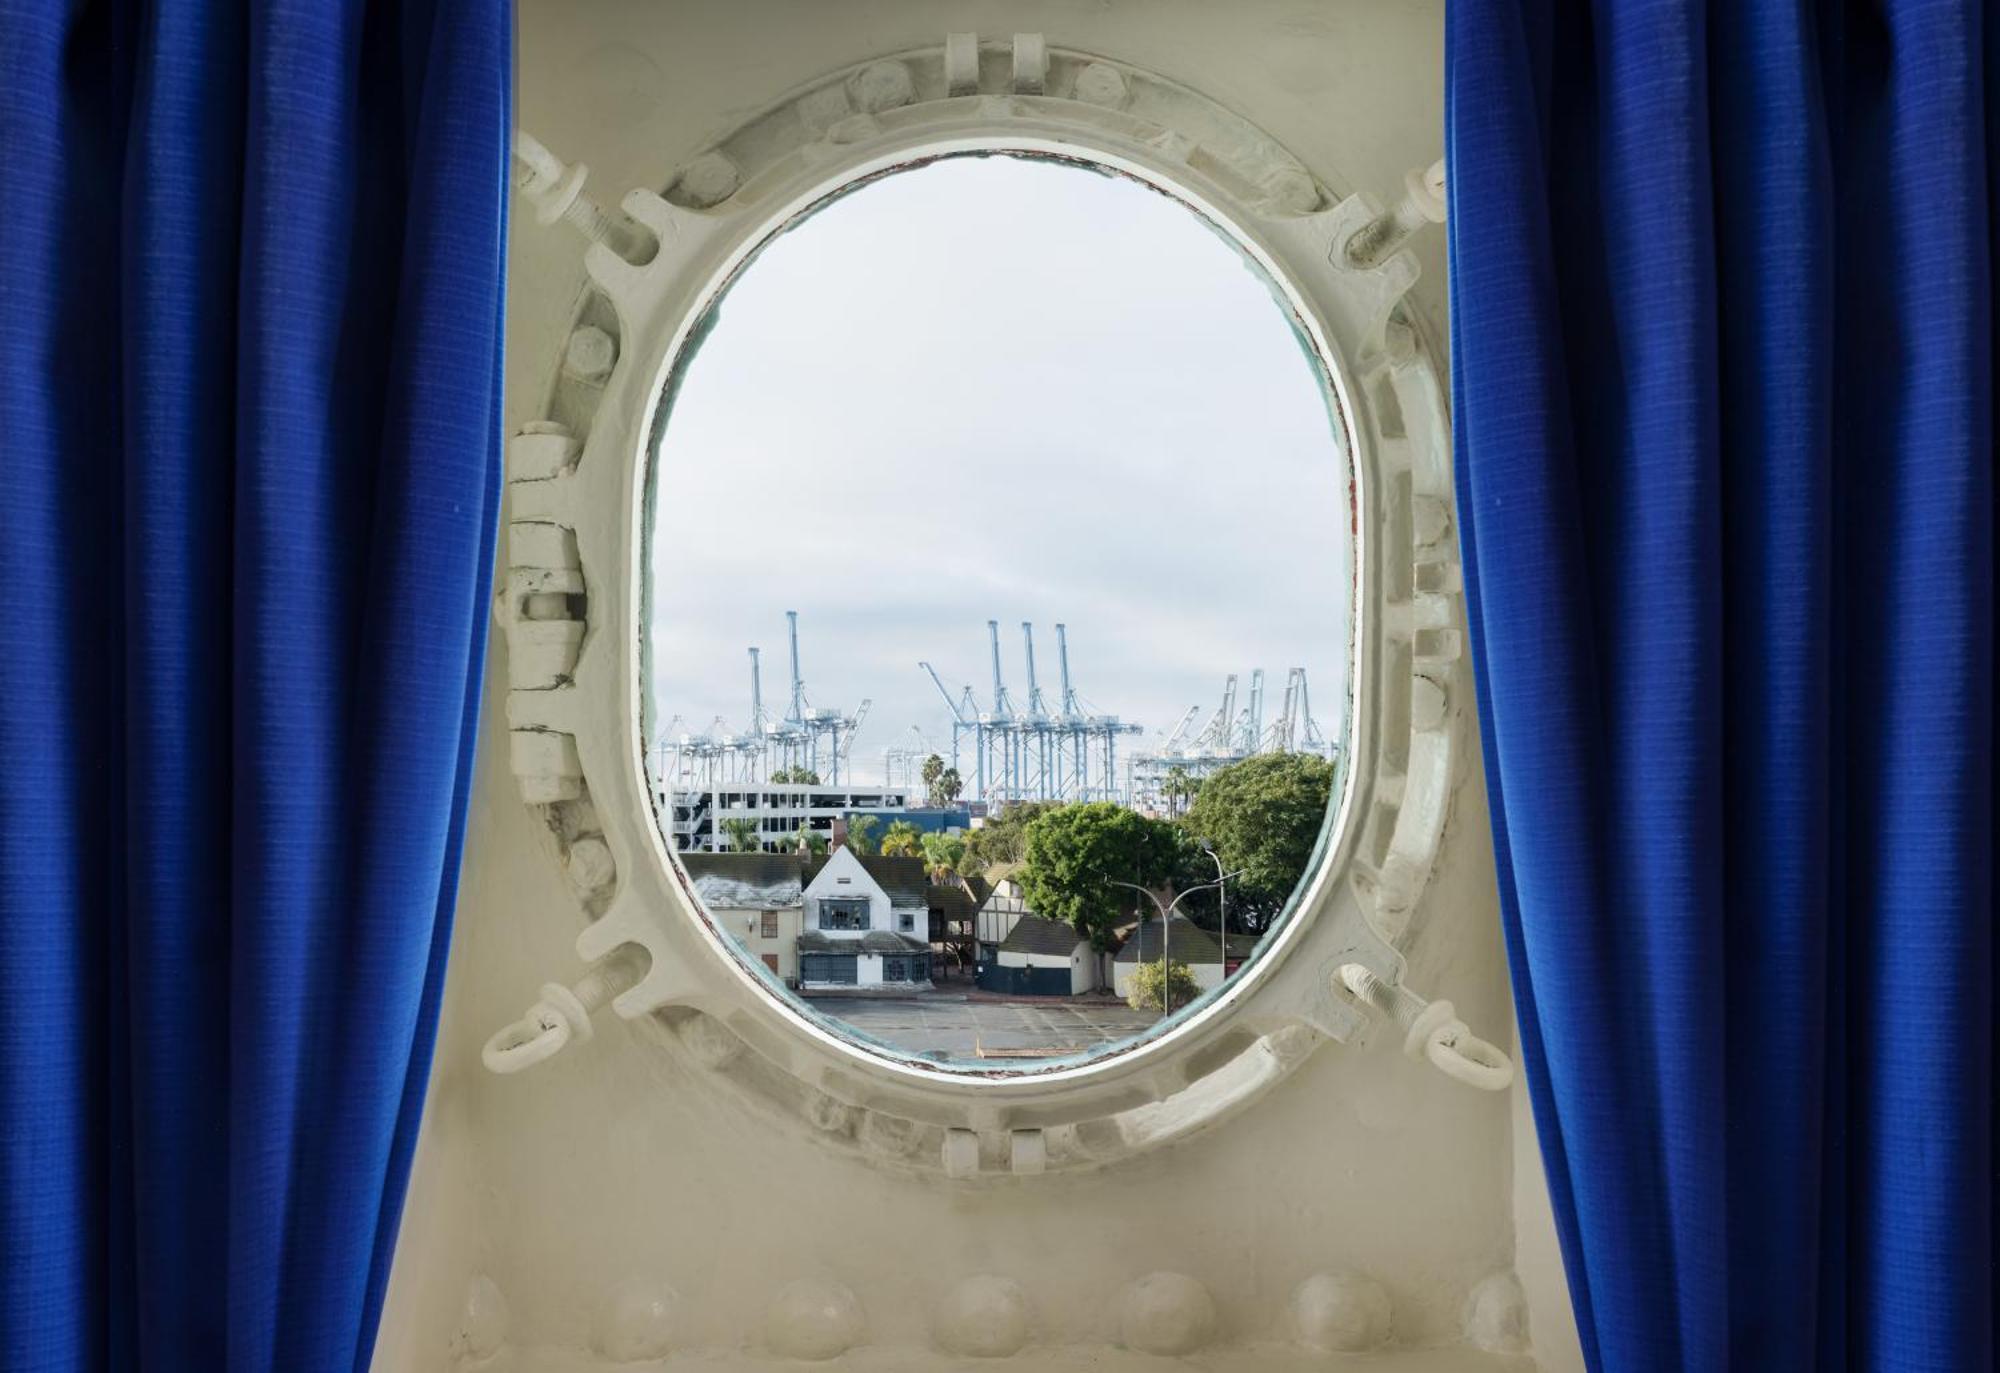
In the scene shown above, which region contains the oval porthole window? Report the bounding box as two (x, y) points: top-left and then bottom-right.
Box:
(643, 152), (1353, 1069)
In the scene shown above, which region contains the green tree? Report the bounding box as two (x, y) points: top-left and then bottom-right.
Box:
(963, 800), (1061, 870)
(771, 766), (821, 785)
(1181, 751), (1336, 934)
(921, 753), (945, 805)
(792, 824), (828, 856)
(1017, 802), (1190, 952)
(936, 767), (963, 805)
(844, 814), (881, 856)
(880, 819), (924, 857)
(719, 817), (761, 852)
(1126, 958), (1201, 1012)
(920, 829), (970, 881)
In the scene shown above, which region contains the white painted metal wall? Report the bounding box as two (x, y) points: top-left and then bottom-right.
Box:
(374, 5), (1585, 1370)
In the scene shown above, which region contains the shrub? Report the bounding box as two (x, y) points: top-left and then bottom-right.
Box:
(1126, 958), (1201, 1012)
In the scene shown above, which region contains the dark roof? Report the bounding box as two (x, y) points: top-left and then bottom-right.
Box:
(1223, 932), (1263, 959)
(999, 914), (1087, 957)
(798, 929), (930, 955)
(678, 851), (802, 907)
(805, 852), (930, 909)
(927, 879), (985, 919)
(1114, 914), (1223, 965)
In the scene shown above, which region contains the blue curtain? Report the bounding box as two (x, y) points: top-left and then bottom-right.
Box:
(0, 1), (508, 1368)
(1449, 2), (1992, 1369)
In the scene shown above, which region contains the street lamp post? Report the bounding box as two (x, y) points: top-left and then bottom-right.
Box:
(1110, 870), (1241, 1016)
(1199, 839), (1228, 965)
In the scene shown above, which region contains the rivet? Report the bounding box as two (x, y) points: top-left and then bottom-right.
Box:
(935, 1275), (1031, 1357)
(766, 1278), (865, 1361)
(1464, 1271), (1529, 1354)
(594, 1277), (679, 1361)
(1291, 1271), (1392, 1352)
(1117, 1272), (1215, 1356)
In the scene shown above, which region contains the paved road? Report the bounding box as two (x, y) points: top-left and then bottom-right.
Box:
(802, 994), (1160, 1062)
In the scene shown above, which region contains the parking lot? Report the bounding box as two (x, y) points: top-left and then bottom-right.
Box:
(801, 993), (1160, 1062)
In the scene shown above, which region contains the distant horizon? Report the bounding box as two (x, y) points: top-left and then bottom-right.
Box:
(645, 155), (1352, 786)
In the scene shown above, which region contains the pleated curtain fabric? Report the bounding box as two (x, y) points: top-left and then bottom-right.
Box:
(1448, 2), (1994, 1370)
(0, 2), (509, 1368)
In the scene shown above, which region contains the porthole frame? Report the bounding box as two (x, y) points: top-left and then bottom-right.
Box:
(497, 35), (1463, 1177)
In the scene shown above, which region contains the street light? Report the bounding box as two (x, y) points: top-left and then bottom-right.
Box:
(1110, 870), (1242, 1016)
(1198, 839), (1228, 960)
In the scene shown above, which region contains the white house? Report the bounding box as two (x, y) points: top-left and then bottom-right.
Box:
(972, 863), (1030, 970)
(984, 914), (1096, 996)
(1112, 914), (1225, 1002)
(678, 851), (805, 985)
(797, 849), (933, 989)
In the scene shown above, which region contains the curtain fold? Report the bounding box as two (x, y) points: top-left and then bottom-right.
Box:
(1, 2), (508, 1368)
(1448, 2), (1993, 1369)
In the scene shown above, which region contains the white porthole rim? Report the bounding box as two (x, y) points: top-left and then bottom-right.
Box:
(619, 130), (1382, 1093)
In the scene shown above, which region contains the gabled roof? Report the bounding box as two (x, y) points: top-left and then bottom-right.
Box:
(678, 851), (802, 908)
(999, 914), (1088, 957)
(1223, 932), (1263, 960)
(1113, 914), (1224, 965)
(805, 852), (930, 910)
(982, 860), (1024, 886)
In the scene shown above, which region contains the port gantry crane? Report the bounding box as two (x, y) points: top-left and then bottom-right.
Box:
(1127, 665), (1339, 814)
(917, 620), (1139, 808)
(654, 611), (865, 790)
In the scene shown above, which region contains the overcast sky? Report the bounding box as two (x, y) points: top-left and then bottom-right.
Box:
(645, 154), (1351, 784)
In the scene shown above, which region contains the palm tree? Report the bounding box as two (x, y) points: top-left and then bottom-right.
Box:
(844, 814), (881, 855)
(792, 824), (828, 857)
(880, 820), (924, 857)
(720, 817), (760, 852)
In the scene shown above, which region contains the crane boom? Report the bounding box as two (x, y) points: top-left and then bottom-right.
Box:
(987, 619), (1015, 715)
(785, 609), (806, 723)
(1055, 622), (1081, 717)
(1021, 622), (1049, 718)
(919, 662), (972, 721)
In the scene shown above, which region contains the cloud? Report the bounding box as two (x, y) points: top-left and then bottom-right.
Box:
(646, 154), (1351, 779)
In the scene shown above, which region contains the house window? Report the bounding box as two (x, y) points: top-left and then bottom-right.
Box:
(881, 957), (908, 982)
(819, 897), (869, 931)
(899, 912), (914, 932)
(800, 954), (858, 985)
(761, 910), (779, 939)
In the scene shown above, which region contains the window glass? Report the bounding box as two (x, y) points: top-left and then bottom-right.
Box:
(647, 155), (1349, 1067)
